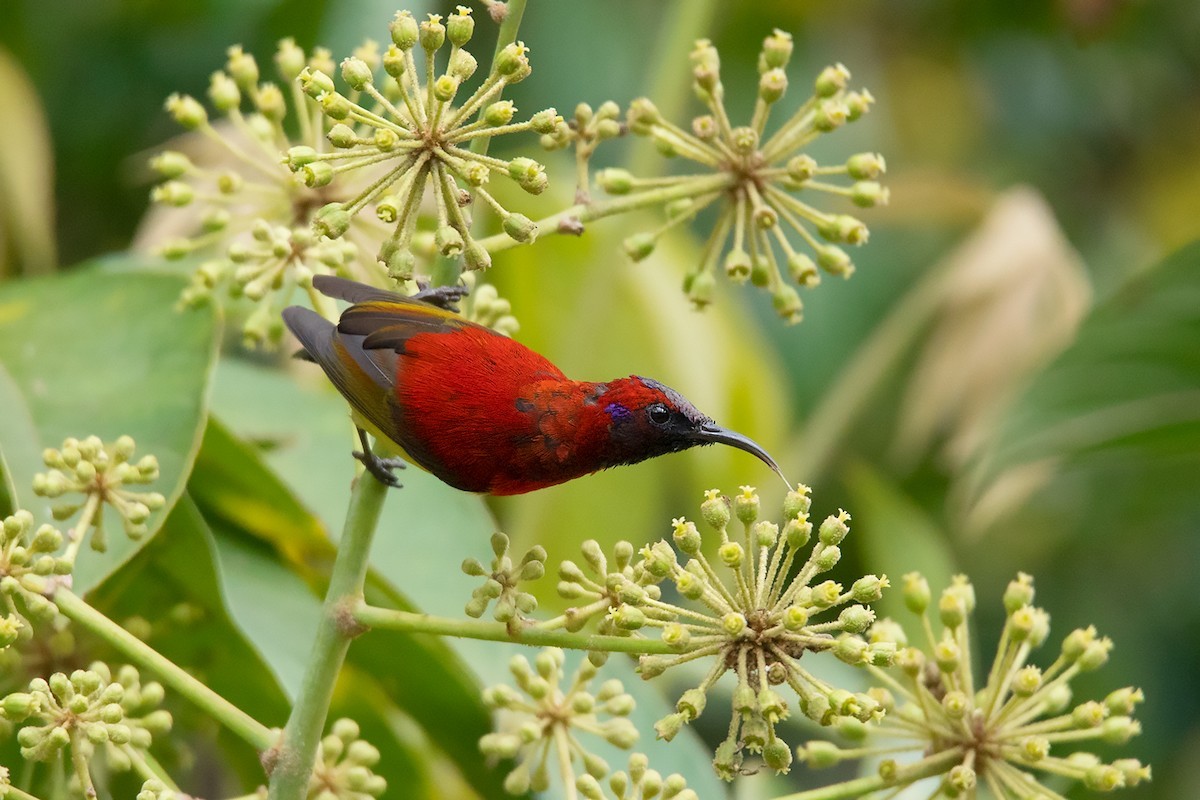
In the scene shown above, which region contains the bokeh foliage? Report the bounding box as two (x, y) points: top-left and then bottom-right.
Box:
(1, 0), (1198, 797)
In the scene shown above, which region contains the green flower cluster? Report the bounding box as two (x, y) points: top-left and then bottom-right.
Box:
(289, 7), (563, 278)
(1, 663), (171, 770)
(789, 573), (1150, 798)
(462, 532), (546, 627)
(480, 647), (638, 796)
(559, 486), (891, 779)
(33, 435), (165, 555)
(153, 39), (396, 345)
(599, 31), (886, 322)
(1, 511), (68, 642)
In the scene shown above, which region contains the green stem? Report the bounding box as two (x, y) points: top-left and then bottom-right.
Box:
(354, 604), (676, 655)
(773, 748), (964, 800)
(51, 588), (273, 751)
(265, 469), (389, 800)
(70, 729), (95, 800)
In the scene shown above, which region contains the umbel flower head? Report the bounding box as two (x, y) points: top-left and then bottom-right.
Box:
(558, 485), (892, 779)
(789, 573), (1150, 798)
(480, 647), (638, 795)
(150, 39), (397, 346)
(599, 31), (887, 323)
(462, 532), (546, 626)
(32, 435), (165, 557)
(288, 7), (565, 280)
(0, 662), (171, 772)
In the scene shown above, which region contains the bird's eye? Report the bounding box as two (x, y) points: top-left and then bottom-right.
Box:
(648, 403), (671, 425)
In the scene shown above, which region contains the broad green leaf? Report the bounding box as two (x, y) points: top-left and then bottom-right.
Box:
(0, 268), (218, 593)
(190, 416), (333, 578)
(207, 518), (321, 699)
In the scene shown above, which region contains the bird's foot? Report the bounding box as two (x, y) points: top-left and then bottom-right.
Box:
(353, 427), (405, 488)
(412, 283), (469, 311)
(353, 449), (406, 488)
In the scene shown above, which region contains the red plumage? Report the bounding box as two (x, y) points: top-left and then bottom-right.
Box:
(283, 277), (787, 495)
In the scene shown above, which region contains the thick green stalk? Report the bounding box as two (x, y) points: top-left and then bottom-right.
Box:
(52, 588), (273, 751)
(353, 604), (676, 655)
(265, 472), (388, 800)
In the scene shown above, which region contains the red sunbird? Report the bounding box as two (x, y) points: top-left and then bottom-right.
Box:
(283, 276), (788, 495)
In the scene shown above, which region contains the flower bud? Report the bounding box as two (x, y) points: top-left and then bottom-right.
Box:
(623, 232), (656, 262)
(758, 68), (788, 103)
(852, 181), (889, 207)
(718, 542), (743, 568)
(389, 11), (420, 50)
(419, 14), (446, 52)
(761, 29), (793, 70)
(447, 6), (475, 46)
(902, 572), (930, 614)
(721, 612), (746, 636)
(846, 152), (886, 180)
(165, 94), (207, 129)
(340, 57), (373, 91)
(275, 38), (307, 81)
(838, 605), (874, 633)
(495, 42), (530, 78)
(815, 63), (851, 97)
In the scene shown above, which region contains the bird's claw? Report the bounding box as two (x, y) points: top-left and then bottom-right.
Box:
(413, 283), (470, 311)
(353, 449), (406, 488)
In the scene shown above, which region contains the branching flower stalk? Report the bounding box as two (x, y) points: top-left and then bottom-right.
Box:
(597, 32), (886, 322)
(784, 573), (1150, 799)
(480, 648), (638, 799)
(558, 485), (893, 779)
(289, 7), (565, 280)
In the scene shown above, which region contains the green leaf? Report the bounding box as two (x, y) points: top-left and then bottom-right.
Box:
(189, 415), (333, 579)
(0, 267), (219, 593)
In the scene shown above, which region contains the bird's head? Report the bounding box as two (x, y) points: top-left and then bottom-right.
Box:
(597, 376), (789, 487)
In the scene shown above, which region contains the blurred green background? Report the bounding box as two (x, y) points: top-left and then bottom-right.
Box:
(1, 0), (1198, 798)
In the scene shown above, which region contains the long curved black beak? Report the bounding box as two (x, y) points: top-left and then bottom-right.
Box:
(692, 423), (791, 489)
